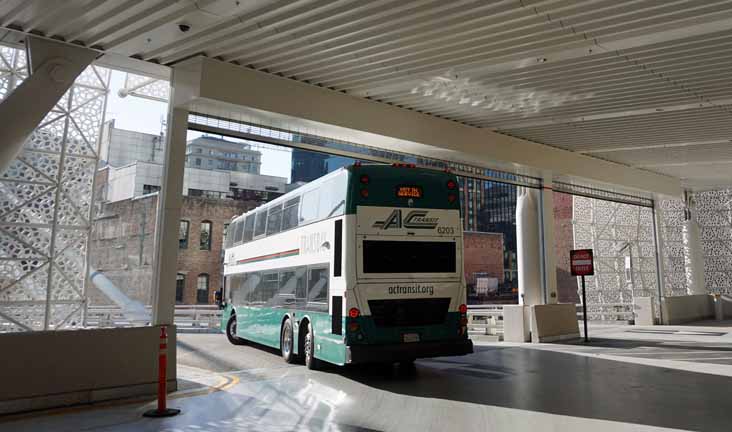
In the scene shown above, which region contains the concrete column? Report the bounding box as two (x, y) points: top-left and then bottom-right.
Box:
(151, 103), (188, 325)
(0, 37), (97, 173)
(652, 200), (666, 324)
(539, 177), (558, 304)
(517, 187), (542, 306)
(682, 192), (706, 295)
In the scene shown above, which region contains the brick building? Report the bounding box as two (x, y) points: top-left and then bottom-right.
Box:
(89, 194), (253, 306)
(463, 232), (505, 301)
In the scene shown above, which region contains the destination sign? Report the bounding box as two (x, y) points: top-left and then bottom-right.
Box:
(396, 185), (422, 198)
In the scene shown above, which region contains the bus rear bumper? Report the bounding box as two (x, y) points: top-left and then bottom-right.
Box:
(346, 339), (473, 364)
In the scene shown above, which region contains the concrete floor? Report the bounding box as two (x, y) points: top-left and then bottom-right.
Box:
(2, 323), (732, 432)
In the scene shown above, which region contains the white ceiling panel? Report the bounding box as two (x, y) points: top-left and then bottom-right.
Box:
(2, 0), (732, 189)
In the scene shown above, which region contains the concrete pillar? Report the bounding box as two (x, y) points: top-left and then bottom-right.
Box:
(517, 187), (542, 306)
(151, 71), (189, 324)
(682, 192), (706, 295)
(539, 177), (558, 304)
(651, 200), (666, 324)
(0, 37), (97, 173)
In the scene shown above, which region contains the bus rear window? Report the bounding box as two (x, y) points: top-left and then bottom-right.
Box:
(362, 240), (456, 273)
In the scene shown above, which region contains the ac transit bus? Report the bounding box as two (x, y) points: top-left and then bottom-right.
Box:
(219, 163), (473, 369)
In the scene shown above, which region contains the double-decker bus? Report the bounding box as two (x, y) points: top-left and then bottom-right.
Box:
(219, 163), (473, 369)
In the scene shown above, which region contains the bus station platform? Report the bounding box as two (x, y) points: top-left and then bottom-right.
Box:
(3, 323), (731, 432)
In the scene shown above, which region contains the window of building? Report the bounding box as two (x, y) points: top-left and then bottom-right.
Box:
(143, 184), (160, 195)
(200, 220), (212, 250)
(176, 274), (185, 304)
(195, 158), (201, 166)
(195, 148), (202, 153)
(197, 274), (209, 304)
(223, 223), (230, 248)
(179, 220), (189, 249)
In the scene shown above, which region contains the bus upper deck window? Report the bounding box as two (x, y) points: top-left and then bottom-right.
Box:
(254, 210), (267, 237)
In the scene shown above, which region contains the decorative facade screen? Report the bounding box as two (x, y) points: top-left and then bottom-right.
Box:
(570, 196), (660, 319)
(0, 44), (110, 331)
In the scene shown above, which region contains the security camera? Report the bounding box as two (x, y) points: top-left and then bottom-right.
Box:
(178, 23), (191, 33)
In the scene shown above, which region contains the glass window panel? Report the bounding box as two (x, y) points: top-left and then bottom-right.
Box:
(196, 274), (209, 304)
(176, 274), (185, 304)
(299, 189), (319, 225)
(307, 267), (329, 305)
(179, 220), (189, 249)
(200, 221), (212, 250)
(282, 196), (300, 231)
(243, 214), (256, 242)
(233, 219), (244, 245)
(266, 203), (283, 235)
(254, 210), (267, 237)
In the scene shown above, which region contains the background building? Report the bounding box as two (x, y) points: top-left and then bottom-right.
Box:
(92, 124), (287, 305)
(97, 124), (287, 204)
(99, 119), (165, 167)
(290, 148), (353, 183)
(90, 194), (253, 306)
(186, 135), (262, 173)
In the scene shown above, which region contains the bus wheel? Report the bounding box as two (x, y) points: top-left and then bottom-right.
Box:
(226, 315), (246, 345)
(304, 321), (320, 370)
(281, 319), (296, 363)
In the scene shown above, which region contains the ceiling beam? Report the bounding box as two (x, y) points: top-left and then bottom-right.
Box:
(176, 57), (681, 197)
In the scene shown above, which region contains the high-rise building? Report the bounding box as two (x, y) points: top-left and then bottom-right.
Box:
(185, 135), (262, 174)
(290, 148), (352, 183)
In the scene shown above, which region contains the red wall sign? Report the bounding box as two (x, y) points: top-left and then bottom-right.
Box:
(570, 249), (594, 276)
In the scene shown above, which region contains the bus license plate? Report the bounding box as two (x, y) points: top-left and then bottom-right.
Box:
(402, 333), (420, 343)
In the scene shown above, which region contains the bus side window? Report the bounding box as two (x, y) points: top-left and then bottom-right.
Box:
(243, 214), (255, 242)
(307, 267), (329, 309)
(275, 269), (297, 306)
(260, 272), (279, 304)
(295, 267), (307, 306)
(299, 189), (319, 225)
(233, 219), (244, 245)
(253, 210), (267, 238)
(319, 178), (346, 219)
(282, 196), (300, 231)
(266, 203), (283, 236)
(244, 272), (260, 305)
(230, 274), (248, 305)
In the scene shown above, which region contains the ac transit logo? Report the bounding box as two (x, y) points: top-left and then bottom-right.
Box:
(373, 210), (439, 230)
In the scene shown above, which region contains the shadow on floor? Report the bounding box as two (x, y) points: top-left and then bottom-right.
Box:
(559, 336), (732, 349)
(338, 345), (732, 432)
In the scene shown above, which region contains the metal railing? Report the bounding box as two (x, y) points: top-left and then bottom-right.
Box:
(85, 305), (222, 330)
(465, 302), (636, 336)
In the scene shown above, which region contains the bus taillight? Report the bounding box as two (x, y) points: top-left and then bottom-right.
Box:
(348, 322), (360, 333)
(349, 307), (360, 318)
(360, 188), (369, 198)
(459, 304), (468, 314)
(360, 174), (369, 184)
(447, 180), (457, 190)
(448, 193), (457, 203)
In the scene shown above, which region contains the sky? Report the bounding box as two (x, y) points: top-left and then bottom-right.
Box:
(104, 70), (293, 181)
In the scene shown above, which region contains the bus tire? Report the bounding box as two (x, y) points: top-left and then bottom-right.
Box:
(281, 318), (296, 363)
(303, 321), (320, 370)
(226, 314), (246, 345)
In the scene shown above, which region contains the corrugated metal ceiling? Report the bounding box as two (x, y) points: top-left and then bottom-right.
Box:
(2, 0), (732, 189)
